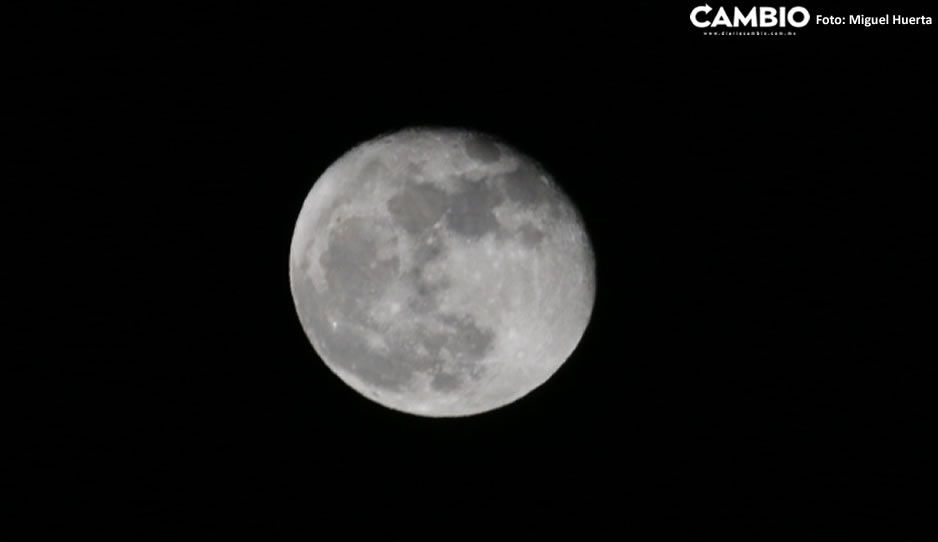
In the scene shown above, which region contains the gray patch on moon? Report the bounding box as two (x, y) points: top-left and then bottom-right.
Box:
(499, 162), (549, 206)
(358, 158), (391, 186)
(396, 233), (450, 316)
(419, 314), (494, 391)
(389, 170), (507, 241)
(431, 372), (462, 391)
(321, 311), (495, 394)
(320, 217), (399, 314)
(408, 274), (447, 315)
(326, 324), (413, 391)
(439, 313), (495, 363)
(387, 181), (448, 234)
(444, 177), (504, 238)
(464, 134), (501, 163)
(518, 223), (545, 246)
(411, 233), (445, 266)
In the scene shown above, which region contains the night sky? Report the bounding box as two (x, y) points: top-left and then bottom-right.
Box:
(11, 2), (935, 537)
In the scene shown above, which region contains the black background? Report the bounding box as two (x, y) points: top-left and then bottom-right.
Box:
(11, 1), (935, 537)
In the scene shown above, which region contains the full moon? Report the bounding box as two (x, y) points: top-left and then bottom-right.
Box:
(289, 128), (595, 416)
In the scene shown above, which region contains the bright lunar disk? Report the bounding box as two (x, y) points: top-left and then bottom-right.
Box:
(289, 128), (595, 417)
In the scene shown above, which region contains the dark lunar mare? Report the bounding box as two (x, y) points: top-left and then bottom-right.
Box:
(295, 182), (505, 393)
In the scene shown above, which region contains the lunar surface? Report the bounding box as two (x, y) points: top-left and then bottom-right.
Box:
(289, 128), (595, 416)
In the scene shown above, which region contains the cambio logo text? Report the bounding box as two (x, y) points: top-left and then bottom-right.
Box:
(691, 5), (810, 28)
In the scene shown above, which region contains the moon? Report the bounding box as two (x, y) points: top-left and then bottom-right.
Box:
(289, 128), (595, 417)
